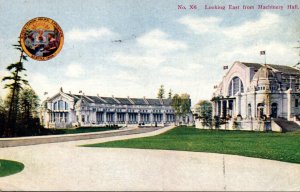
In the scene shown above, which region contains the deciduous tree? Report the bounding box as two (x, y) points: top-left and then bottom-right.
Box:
(194, 100), (212, 128)
(171, 93), (191, 124)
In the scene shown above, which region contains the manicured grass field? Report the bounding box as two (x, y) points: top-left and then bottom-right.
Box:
(84, 126), (300, 164)
(0, 159), (24, 177)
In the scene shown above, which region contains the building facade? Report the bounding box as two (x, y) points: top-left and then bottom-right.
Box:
(201, 61), (300, 131)
(40, 88), (190, 128)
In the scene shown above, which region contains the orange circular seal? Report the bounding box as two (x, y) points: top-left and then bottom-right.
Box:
(20, 17), (64, 61)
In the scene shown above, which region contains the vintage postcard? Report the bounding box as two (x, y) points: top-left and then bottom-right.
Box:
(0, 0), (299, 191)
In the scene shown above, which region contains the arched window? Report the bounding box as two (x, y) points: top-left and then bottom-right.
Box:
(54, 100), (69, 110)
(58, 100), (62, 110)
(228, 77), (244, 96)
(65, 102), (69, 110)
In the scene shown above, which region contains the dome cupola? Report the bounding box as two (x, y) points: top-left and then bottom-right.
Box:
(253, 64), (275, 81)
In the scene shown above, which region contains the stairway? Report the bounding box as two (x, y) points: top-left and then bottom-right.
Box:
(273, 118), (300, 132)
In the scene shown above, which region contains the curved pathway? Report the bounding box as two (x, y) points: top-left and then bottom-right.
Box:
(0, 126), (163, 148)
(0, 126), (299, 191)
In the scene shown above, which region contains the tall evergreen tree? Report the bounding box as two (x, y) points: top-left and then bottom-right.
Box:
(2, 40), (28, 137)
(168, 89), (172, 99)
(157, 85), (165, 99)
(18, 87), (40, 135)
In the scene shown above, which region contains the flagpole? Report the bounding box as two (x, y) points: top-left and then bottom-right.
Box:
(260, 50), (266, 65)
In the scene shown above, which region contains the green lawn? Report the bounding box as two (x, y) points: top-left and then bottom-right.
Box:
(84, 126), (300, 164)
(0, 159), (24, 177)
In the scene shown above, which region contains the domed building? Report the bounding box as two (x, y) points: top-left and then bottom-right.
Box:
(209, 61), (300, 132)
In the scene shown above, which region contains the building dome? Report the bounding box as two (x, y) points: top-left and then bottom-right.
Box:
(253, 65), (275, 80)
(251, 64), (278, 91)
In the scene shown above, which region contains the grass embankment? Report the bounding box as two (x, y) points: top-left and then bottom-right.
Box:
(0, 159), (24, 177)
(84, 126), (300, 164)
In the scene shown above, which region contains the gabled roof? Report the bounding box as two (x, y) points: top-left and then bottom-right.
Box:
(115, 97), (133, 105)
(147, 99), (162, 106)
(239, 62), (300, 75)
(267, 64), (300, 75)
(131, 98), (147, 105)
(101, 97), (119, 105)
(162, 98), (172, 106)
(65, 93), (80, 102)
(48, 89), (173, 107)
(87, 96), (107, 104)
(240, 62), (262, 69)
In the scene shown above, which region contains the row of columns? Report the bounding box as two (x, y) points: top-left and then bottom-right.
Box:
(80, 112), (174, 124)
(214, 99), (239, 118)
(49, 112), (68, 123)
(214, 94), (286, 120)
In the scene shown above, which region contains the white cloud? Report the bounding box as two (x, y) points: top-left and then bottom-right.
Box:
(178, 12), (282, 40)
(223, 12), (281, 39)
(178, 16), (221, 34)
(115, 71), (139, 82)
(137, 29), (187, 53)
(160, 63), (203, 77)
(178, 12), (298, 66)
(160, 66), (183, 76)
(216, 41), (298, 65)
(112, 29), (187, 69)
(66, 27), (117, 42)
(112, 52), (166, 69)
(65, 63), (85, 78)
(27, 73), (59, 100)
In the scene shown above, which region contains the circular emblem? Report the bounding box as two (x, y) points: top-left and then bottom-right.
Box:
(20, 17), (64, 61)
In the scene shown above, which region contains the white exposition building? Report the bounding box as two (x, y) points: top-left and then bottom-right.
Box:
(40, 88), (179, 128)
(202, 61), (300, 132)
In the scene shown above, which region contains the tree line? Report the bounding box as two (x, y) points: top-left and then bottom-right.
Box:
(157, 84), (191, 124)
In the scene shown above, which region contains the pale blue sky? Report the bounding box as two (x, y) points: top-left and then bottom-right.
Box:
(0, 0), (299, 106)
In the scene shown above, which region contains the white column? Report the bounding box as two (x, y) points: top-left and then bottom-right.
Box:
(114, 112), (117, 124)
(163, 112), (167, 123)
(226, 100), (229, 117)
(212, 102), (215, 117)
(236, 93), (241, 116)
(266, 94), (271, 118)
(103, 111), (107, 124)
(220, 100), (223, 117)
(287, 89), (292, 120)
(150, 113), (154, 124)
(138, 113), (141, 123)
(125, 113), (129, 125)
(253, 92), (257, 118)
